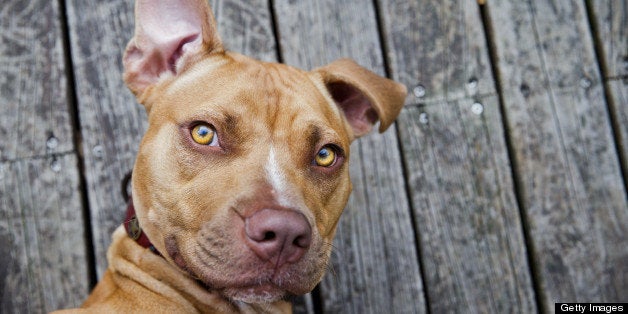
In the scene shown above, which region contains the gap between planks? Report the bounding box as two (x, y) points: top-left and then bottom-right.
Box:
(57, 0), (98, 289)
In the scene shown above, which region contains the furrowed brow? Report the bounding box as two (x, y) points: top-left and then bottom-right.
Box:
(307, 124), (322, 149)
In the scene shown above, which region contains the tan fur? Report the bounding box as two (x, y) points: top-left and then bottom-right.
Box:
(54, 227), (290, 313)
(55, 1), (406, 313)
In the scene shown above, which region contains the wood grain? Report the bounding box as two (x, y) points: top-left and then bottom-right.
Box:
(0, 0), (74, 160)
(485, 0), (628, 307)
(377, 0), (495, 105)
(0, 156), (88, 312)
(379, 0), (537, 312)
(210, 0), (277, 63)
(273, 1), (426, 313)
(397, 100), (536, 313)
(590, 0), (628, 187)
(589, 0), (627, 79)
(606, 80), (628, 181)
(0, 1), (89, 312)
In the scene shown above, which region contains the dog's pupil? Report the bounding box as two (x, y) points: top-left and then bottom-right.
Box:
(198, 127), (209, 136)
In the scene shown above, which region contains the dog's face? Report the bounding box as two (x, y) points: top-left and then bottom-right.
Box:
(132, 53), (354, 302)
(124, 0), (405, 303)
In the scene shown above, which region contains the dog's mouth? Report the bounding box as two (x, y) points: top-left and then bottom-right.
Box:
(164, 234), (320, 303)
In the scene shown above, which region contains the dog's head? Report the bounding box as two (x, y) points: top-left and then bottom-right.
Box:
(123, 0), (406, 304)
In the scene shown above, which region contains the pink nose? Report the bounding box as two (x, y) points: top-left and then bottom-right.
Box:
(244, 208), (312, 267)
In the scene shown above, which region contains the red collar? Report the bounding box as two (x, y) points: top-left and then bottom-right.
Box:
(124, 196), (161, 256)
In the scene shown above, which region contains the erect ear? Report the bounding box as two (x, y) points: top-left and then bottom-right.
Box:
(314, 59), (407, 138)
(123, 0), (223, 97)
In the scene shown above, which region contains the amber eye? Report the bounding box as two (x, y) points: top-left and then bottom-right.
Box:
(315, 145), (337, 167)
(191, 123), (216, 145)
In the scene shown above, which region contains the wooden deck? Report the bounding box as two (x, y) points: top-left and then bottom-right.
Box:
(1, 0), (626, 313)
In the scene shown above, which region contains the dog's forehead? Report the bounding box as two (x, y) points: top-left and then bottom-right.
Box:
(153, 53), (348, 139)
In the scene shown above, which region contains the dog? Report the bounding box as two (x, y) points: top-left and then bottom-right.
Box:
(56, 0), (406, 312)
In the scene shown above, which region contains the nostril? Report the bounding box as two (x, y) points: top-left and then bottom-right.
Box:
(293, 235), (309, 248)
(263, 231), (276, 241)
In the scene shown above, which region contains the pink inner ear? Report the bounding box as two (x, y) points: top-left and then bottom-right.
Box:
(328, 82), (378, 137)
(166, 34), (201, 72)
(124, 0), (208, 93)
(137, 3), (205, 73)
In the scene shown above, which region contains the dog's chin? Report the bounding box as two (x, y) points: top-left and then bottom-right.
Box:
(222, 283), (286, 303)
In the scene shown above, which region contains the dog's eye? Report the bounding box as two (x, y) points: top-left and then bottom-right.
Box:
(191, 123), (217, 146)
(315, 145), (337, 167)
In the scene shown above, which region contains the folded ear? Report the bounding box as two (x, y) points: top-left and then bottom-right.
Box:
(314, 59), (407, 138)
(123, 0), (223, 97)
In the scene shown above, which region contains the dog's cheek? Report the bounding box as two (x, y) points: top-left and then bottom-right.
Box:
(305, 166), (352, 239)
(133, 125), (189, 229)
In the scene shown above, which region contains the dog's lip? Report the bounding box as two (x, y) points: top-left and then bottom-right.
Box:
(165, 236), (193, 273)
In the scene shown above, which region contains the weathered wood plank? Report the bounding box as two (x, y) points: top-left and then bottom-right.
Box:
(589, 0), (627, 79)
(273, 1), (426, 313)
(65, 0), (278, 278)
(607, 79), (628, 178)
(378, 0), (495, 105)
(398, 98), (537, 313)
(0, 1), (89, 312)
(0, 156), (88, 313)
(0, 1), (74, 160)
(210, 0), (277, 63)
(379, 0), (537, 312)
(590, 0), (628, 185)
(485, 0), (628, 307)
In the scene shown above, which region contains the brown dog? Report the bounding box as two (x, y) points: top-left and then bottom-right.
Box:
(56, 0), (405, 312)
